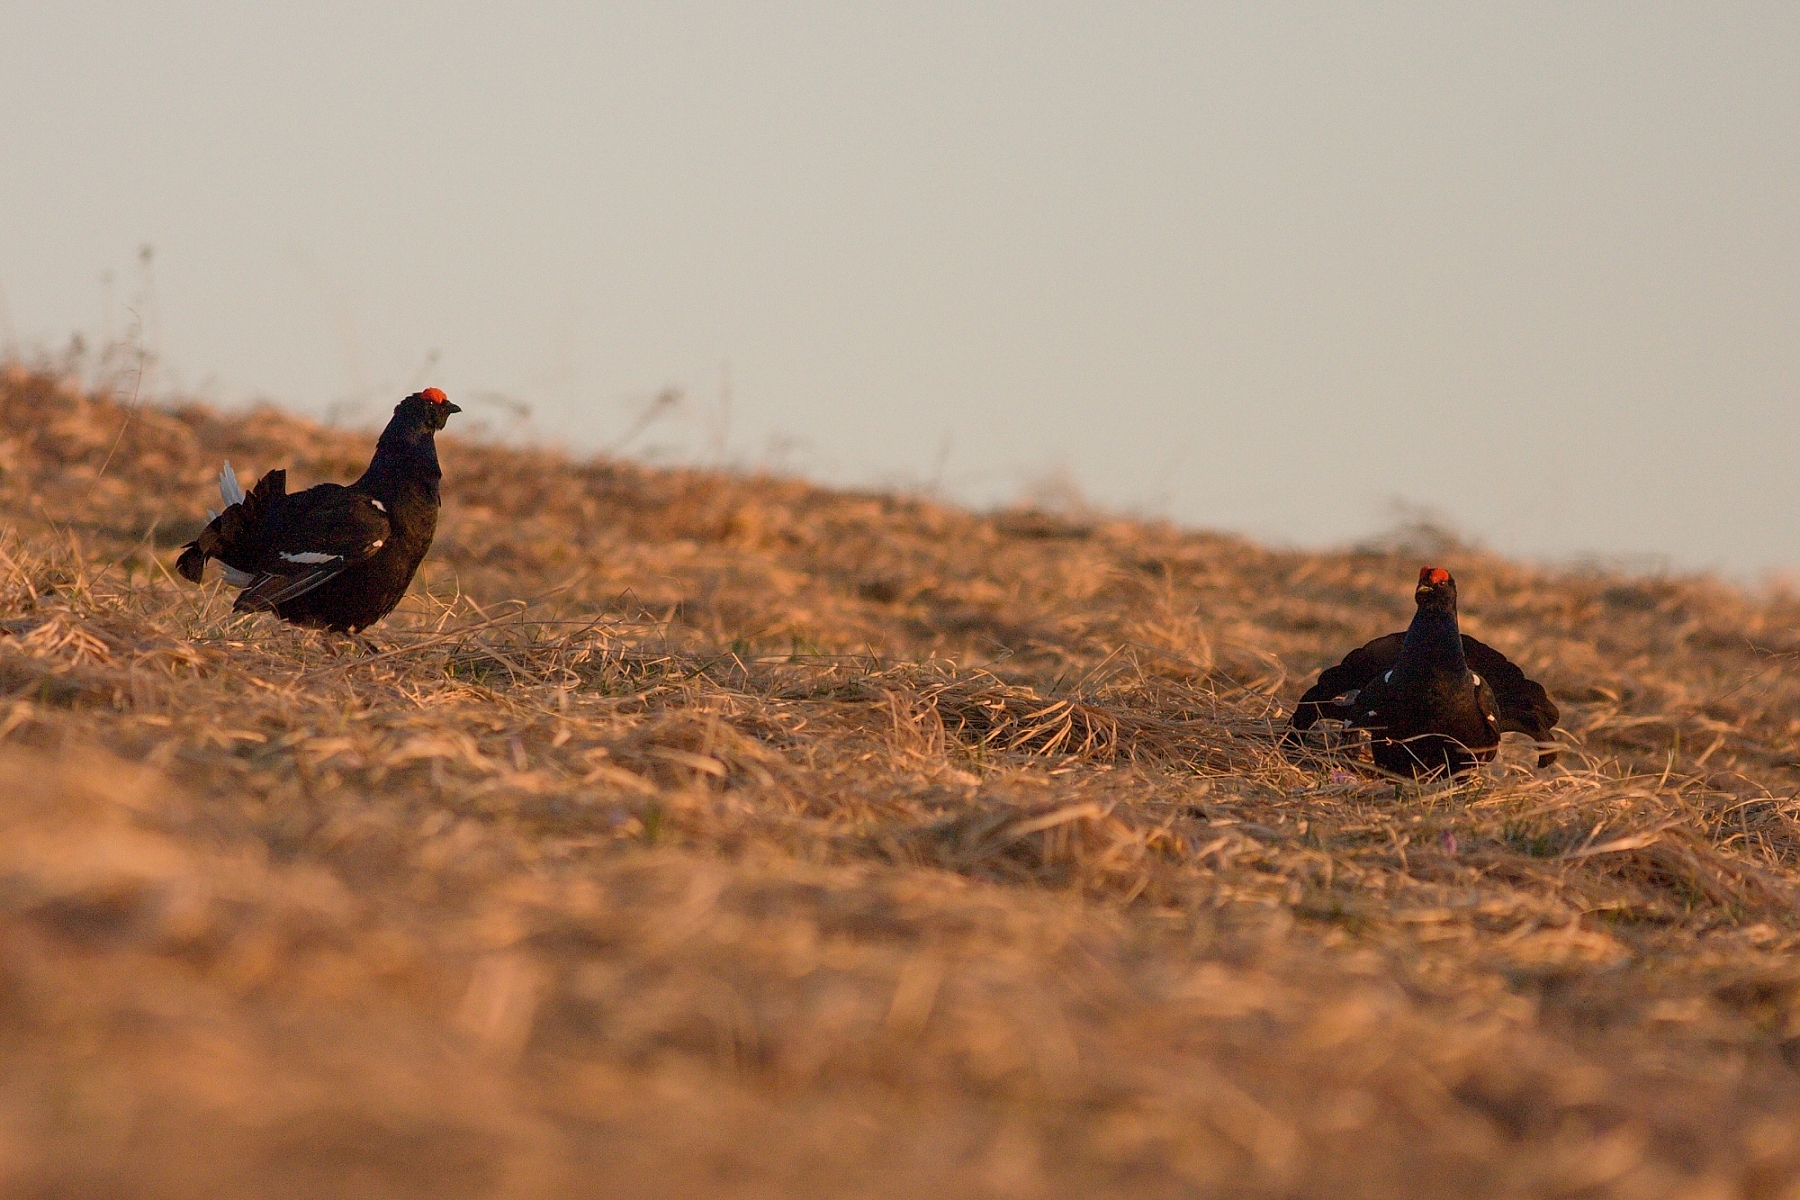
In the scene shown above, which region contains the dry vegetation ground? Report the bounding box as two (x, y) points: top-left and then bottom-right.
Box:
(1, 363), (1799, 1198)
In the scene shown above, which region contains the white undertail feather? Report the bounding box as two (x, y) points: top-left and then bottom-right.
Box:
(212, 463), (252, 587)
(219, 462), (245, 507)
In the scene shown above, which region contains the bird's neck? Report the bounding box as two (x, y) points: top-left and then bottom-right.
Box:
(357, 423), (441, 498)
(1396, 606), (1467, 680)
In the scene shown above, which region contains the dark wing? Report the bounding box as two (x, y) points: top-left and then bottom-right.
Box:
(1287, 632), (1405, 734)
(1462, 635), (1559, 766)
(233, 485), (391, 612)
(1474, 676), (1503, 736)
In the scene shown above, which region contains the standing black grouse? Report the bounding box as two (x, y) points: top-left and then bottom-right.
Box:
(1284, 567), (1559, 777)
(176, 388), (461, 632)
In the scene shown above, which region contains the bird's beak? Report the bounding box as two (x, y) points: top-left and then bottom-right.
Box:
(444, 402), (462, 414)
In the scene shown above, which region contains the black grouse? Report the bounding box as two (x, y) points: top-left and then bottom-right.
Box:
(1284, 567), (1559, 777)
(176, 388), (461, 632)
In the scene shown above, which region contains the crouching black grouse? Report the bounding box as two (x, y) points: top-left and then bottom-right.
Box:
(1284, 567), (1559, 777)
(176, 388), (461, 632)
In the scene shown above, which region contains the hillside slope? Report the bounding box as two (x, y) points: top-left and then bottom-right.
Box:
(0, 364), (1798, 1198)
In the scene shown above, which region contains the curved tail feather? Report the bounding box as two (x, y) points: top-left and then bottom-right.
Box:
(176, 544), (207, 583)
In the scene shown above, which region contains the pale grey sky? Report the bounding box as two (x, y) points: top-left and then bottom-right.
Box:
(3, 4), (1797, 574)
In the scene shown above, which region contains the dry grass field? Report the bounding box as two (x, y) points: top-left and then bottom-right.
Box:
(1, 362), (1798, 1198)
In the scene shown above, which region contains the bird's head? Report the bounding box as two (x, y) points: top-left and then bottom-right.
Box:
(1414, 566), (1457, 613)
(397, 387), (462, 431)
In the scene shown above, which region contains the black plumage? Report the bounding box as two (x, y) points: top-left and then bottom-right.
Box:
(1285, 567), (1559, 777)
(176, 388), (461, 632)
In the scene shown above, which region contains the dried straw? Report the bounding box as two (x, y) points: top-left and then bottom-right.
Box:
(0, 360), (1797, 1197)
